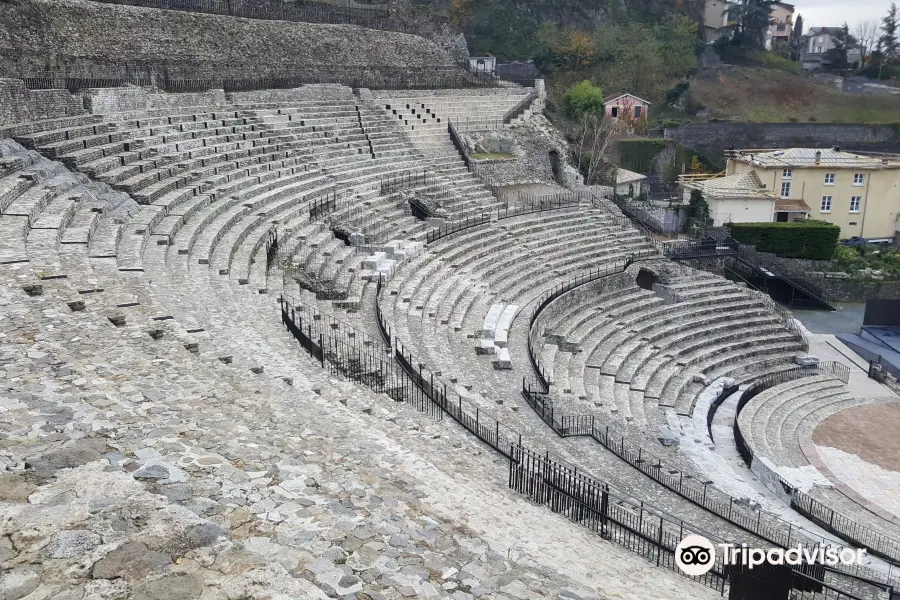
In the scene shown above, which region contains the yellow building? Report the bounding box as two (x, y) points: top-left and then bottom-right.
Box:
(726, 148), (900, 239)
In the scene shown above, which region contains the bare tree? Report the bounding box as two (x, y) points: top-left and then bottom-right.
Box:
(854, 19), (880, 61)
(570, 114), (619, 186)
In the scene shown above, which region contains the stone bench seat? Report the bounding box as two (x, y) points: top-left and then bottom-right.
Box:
(663, 342), (806, 416)
(30, 191), (81, 231)
(585, 293), (766, 368)
(619, 320), (791, 391)
(614, 313), (782, 382)
(3, 179), (81, 225)
(600, 305), (778, 373)
(740, 376), (844, 460)
(643, 331), (803, 400)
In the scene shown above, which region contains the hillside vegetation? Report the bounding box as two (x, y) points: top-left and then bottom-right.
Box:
(688, 67), (900, 123)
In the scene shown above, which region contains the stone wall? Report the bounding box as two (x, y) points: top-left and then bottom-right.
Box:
(0, 79), (86, 128)
(0, 0), (457, 80)
(0, 80), (358, 131)
(815, 277), (900, 302)
(466, 114), (573, 187)
(667, 122), (900, 163)
(734, 253), (900, 303)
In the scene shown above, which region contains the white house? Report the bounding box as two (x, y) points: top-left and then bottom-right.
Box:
(802, 27), (862, 70)
(680, 171), (778, 226)
(615, 168), (647, 198)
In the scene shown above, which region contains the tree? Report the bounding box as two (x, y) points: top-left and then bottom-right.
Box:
(449, 0), (473, 26)
(789, 14), (804, 61)
(689, 156), (705, 174)
(730, 0), (776, 50)
(824, 23), (857, 71)
(854, 19), (880, 62)
(569, 114), (618, 186)
(879, 2), (899, 58)
(684, 189), (711, 233)
(563, 81), (605, 119)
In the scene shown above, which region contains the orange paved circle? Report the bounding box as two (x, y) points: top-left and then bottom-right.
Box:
(812, 403), (900, 472)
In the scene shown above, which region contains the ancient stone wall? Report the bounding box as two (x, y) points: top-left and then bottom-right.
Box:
(0, 0), (457, 80)
(466, 115), (572, 187)
(0, 81), (360, 130)
(667, 122), (900, 163)
(0, 79), (86, 127)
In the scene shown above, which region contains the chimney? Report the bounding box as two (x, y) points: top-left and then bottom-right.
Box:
(833, 146), (840, 152)
(815, 150), (821, 165)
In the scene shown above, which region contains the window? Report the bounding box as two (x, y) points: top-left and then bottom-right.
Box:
(850, 196), (861, 212)
(853, 173), (865, 186)
(781, 182), (792, 198)
(777, 23), (787, 31)
(611, 107), (618, 118)
(824, 173), (835, 185)
(782, 168), (793, 179)
(821, 196), (833, 212)
(849, 221), (859, 226)
(634, 105), (642, 118)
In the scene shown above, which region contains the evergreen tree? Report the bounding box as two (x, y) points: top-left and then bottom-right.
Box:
(879, 2), (899, 57)
(731, 0), (776, 49)
(824, 23), (857, 71)
(789, 14), (804, 61)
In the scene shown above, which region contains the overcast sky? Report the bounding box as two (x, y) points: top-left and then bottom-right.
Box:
(794, 0), (894, 29)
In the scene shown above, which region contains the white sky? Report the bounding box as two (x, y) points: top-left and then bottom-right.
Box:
(793, 0), (894, 30)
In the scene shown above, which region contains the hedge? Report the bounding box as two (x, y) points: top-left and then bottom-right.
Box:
(618, 139), (667, 173)
(730, 221), (840, 260)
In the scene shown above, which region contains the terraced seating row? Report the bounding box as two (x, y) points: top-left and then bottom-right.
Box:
(379, 92), (533, 135)
(381, 206), (658, 398)
(532, 265), (806, 432)
(14, 95), (509, 306)
(738, 375), (853, 469)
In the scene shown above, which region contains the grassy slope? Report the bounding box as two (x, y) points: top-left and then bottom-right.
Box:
(689, 66), (900, 124)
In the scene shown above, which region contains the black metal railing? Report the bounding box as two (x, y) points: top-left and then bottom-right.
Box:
(732, 362), (900, 565)
(447, 120), (470, 171)
(380, 169), (437, 196)
(426, 211), (491, 245)
(309, 190), (339, 221)
(280, 295), (440, 418)
(508, 445), (729, 593)
(734, 246), (834, 309)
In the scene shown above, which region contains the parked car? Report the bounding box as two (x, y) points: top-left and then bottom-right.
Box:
(842, 236), (894, 247)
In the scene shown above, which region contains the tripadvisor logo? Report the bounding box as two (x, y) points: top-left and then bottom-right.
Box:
(674, 535), (867, 576)
(676, 535), (716, 576)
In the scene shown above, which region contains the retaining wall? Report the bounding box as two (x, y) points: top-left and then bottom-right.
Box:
(667, 122), (900, 163)
(0, 0), (457, 80)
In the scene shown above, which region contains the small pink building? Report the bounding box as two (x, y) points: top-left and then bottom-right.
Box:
(603, 93), (651, 123)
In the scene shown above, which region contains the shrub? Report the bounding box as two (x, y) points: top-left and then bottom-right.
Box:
(618, 139), (667, 173)
(563, 80), (605, 119)
(665, 82), (690, 105)
(730, 221), (840, 260)
(660, 119), (682, 128)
